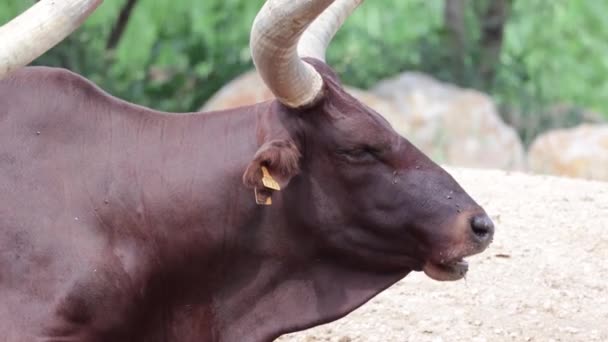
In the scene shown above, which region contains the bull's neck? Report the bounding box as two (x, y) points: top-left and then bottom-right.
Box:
(98, 105), (264, 263)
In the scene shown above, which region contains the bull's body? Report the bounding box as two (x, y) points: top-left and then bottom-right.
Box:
(0, 67), (408, 341)
(0, 0), (496, 340)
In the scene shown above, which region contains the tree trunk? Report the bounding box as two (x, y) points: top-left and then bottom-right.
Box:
(106, 0), (139, 50)
(478, 0), (512, 87)
(444, 0), (468, 82)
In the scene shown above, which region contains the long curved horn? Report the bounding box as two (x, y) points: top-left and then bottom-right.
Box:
(0, 0), (102, 79)
(250, 0), (335, 108)
(299, 0), (364, 62)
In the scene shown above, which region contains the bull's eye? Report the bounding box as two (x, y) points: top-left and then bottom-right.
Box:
(337, 147), (378, 163)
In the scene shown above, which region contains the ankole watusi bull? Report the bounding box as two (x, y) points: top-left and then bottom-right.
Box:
(0, 0), (495, 340)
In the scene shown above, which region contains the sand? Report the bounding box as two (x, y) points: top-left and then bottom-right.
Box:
(279, 168), (608, 342)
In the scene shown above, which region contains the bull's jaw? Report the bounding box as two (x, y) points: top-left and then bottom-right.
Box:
(422, 235), (493, 281)
(423, 258), (470, 281)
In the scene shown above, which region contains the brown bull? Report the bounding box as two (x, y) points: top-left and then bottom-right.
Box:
(0, 0), (494, 341)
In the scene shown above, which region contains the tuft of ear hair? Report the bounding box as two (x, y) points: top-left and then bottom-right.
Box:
(243, 139), (301, 205)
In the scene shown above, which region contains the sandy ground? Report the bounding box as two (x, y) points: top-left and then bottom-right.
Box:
(278, 168), (608, 342)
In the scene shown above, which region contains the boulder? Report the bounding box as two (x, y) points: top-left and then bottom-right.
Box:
(202, 70), (525, 170)
(201, 70), (410, 137)
(528, 124), (608, 181)
(372, 72), (525, 170)
(201, 71), (274, 111)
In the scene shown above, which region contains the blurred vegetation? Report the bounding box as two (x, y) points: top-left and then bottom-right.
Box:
(1, 0), (606, 144)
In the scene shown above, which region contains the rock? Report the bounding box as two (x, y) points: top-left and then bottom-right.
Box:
(202, 70), (525, 170)
(203, 70), (407, 127)
(201, 71), (274, 112)
(528, 124), (608, 181)
(372, 72), (525, 170)
(503, 103), (605, 145)
(201, 70), (409, 137)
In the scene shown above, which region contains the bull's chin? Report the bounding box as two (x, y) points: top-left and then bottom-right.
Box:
(422, 259), (469, 281)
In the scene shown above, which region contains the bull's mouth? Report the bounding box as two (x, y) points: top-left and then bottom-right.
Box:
(423, 258), (469, 281)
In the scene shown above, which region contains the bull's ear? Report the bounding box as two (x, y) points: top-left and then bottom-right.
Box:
(243, 139), (301, 205)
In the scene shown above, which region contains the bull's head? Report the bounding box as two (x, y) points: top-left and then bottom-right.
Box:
(243, 0), (494, 281)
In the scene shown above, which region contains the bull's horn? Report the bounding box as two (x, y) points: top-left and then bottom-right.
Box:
(298, 0), (364, 62)
(0, 0), (102, 79)
(250, 0), (336, 108)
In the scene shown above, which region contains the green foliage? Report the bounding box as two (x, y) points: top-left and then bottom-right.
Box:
(497, 0), (608, 143)
(26, 0), (263, 112)
(327, 0), (444, 88)
(1, 0), (606, 143)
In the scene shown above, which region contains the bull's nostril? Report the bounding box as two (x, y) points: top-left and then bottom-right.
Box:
(470, 214), (495, 242)
(472, 226), (489, 238)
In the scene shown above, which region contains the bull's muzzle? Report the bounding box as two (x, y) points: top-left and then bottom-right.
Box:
(469, 213), (495, 247)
